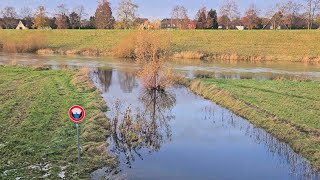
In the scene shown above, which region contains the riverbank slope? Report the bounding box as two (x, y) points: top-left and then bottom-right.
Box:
(182, 78), (320, 171)
(0, 30), (320, 62)
(0, 66), (115, 179)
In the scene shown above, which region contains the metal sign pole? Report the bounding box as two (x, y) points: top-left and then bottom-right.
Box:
(69, 105), (85, 165)
(76, 123), (81, 164)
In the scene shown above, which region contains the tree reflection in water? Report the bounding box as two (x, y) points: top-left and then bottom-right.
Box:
(203, 106), (320, 179)
(109, 90), (176, 168)
(117, 70), (137, 93)
(92, 68), (113, 92)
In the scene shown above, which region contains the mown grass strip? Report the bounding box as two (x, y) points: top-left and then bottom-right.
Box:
(0, 66), (116, 179)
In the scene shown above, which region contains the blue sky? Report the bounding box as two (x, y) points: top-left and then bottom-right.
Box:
(0, 0), (305, 19)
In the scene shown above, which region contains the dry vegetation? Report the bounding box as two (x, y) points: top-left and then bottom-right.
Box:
(0, 32), (47, 53)
(113, 31), (178, 90)
(1, 30), (320, 62)
(172, 51), (205, 60)
(138, 60), (177, 90)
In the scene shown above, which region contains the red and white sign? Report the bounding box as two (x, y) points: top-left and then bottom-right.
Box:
(68, 105), (86, 123)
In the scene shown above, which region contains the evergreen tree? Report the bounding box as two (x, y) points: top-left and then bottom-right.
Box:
(69, 12), (81, 29)
(207, 9), (218, 29)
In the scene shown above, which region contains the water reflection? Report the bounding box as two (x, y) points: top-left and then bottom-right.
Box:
(193, 71), (314, 81)
(90, 68), (320, 179)
(118, 70), (137, 93)
(109, 90), (176, 168)
(203, 106), (320, 179)
(92, 68), (113, 92)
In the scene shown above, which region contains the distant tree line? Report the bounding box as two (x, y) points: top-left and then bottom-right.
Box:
(0, 0), (320, 30)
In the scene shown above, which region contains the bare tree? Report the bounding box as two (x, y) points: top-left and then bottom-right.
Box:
(220, 0), (240, 29)
(265, 8), (286, 30)
(242, 4), (260, 30)
(55, 4), (70, 29)
(277, 1), (302, 29)
(74, 5), (87, 28)
(20, 7), (33, 19)
(1, 6), (18, 29)
(33, 6), (49, 29)
(19, 7), (33, 28)
(171, 5), (189, 29)
(304, 0), (320, 29)
(95, 0), (114, 29)
(195, 7), (207, 29)
(117, 0), (138, 29)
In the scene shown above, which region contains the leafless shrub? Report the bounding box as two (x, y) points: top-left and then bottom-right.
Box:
(112, 31), (170, 61)
(134, 31), (170, 63)
(113, 31), (176, 91)
(138, 60), (178, 90)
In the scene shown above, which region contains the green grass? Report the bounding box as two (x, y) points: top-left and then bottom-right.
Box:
(185, 78), (320, 170)
(1, 30), (320, 60)
(0, 66), (114, 179)
(202, 79), (320, 130)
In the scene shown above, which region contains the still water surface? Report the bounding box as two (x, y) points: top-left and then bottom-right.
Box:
(1, 53), (320, 81)
(1, 54), (319, 179)
(90, 67), (319, 180)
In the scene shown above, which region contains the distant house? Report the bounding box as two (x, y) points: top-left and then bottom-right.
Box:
(161, 18), (176, 29)
(263, 23), (288, 30)
(263, 12), (288, 30)
(134, 18), (149, 27)
(0, 18), (33, 29)
(187, 20), (197, 30)
(236, 26), (244, 30)
(16, 20), (28, 30)
(161, 18), (195, 30)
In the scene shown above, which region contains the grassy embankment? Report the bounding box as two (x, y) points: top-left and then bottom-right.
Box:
(181, 78), (320, 171)
(0, 30), (320, 62)
(0, 66), (116, 179)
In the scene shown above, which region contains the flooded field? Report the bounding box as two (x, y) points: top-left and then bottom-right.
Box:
(1, 54), (320, 81)
(90, 67), (319, 180)
(1, 54), (319, 179)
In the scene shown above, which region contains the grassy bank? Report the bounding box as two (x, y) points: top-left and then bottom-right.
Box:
(0, 66), (115, 179)
(182, 78), (320, 171)
(0, 30), (320, 61)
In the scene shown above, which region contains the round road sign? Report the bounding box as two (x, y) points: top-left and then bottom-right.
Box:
(68, 105), (85, 123)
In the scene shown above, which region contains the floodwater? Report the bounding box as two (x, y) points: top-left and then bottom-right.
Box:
(1, 54), (320, 179)
(1, 53), (320, 81)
